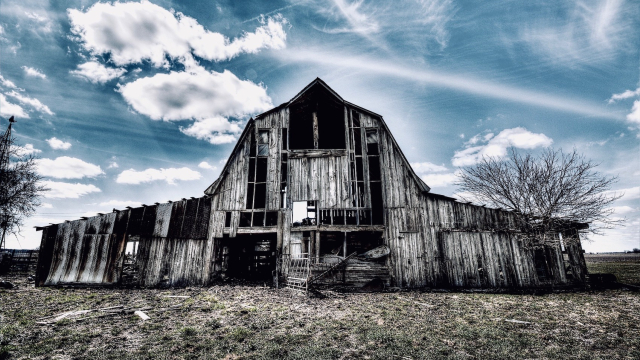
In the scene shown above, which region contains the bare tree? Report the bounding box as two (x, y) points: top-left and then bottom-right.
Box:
(0, 117), (48, 248)
(456, 148), (622, 245)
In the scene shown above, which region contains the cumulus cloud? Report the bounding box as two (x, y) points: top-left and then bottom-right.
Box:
(36, 156), (104, 179)
(118, 68), (271, 121)
(452, 127), (553, 167)
(21, 66), (46, 79)
(5, 90), (54, 115)
(108, 161), (119, 169)
(11, 144), (41, 156)
(626, 100), (640, 125)
(68, 1), (288, 67)
(0, 94), (29, 118)
(198, 161), (215, 169)
(118, 68), (269, 143)
(180, 116), (243, 144)
(609, 186), (640, 201)
(42, 180), (101, 199)
(70, 61), (127, 84)
(46, 137), (72, 150)
(116, 167), (201, 185)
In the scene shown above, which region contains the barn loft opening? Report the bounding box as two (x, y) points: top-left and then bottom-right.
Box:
(289, 82), (346, 150)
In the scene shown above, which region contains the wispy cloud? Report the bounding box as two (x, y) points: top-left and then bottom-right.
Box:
(452, 127), (553, 167)
(21, 66), (46, 79)
(0, 94), (29, 118)
(608, 87), (640, 104)
(518, 0), (629, 65)
(279, 49), (623, 119)
(5, 90), (53, 115)
(116, 167), (202, 185)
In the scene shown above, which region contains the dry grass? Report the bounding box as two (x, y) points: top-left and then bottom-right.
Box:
(586, 253), (640, 285)
(1, 256), (638, 360)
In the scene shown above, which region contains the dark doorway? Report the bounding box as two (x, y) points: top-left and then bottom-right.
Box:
(224, 233), (277, 280)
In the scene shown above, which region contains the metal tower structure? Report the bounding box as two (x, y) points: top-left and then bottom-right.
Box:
(0, 116), (15, 250)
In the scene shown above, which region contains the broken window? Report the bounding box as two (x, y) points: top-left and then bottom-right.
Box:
(245, 128), (269, 221)
(292, 201), (316, 226)
(224, 212), (231, 228)
(289, 84), (346, 150)
(367, 129), (383, 225)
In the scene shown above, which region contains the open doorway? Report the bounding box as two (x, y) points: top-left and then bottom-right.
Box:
(121, 235), (140, 285)
(223, 233), (277, 280)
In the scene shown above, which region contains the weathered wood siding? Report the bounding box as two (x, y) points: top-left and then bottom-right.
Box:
(38, 197), (214, 287)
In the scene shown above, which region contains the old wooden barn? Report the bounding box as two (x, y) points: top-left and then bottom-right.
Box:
(35, 78), (588, 290)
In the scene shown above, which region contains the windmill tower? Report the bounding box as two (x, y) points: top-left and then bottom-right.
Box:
(0, 116), (15, 250)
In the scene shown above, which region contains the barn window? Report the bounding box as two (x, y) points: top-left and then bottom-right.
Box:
(244, 128), (271, 226)
(224, 212), (231, 228)
(292, 201), (316, 226)
(367, 129), (383, 225)
(289, 84), (345, 150)
(534, 249), (549, 281)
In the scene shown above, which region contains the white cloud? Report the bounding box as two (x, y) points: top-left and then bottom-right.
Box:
(420, 172), (459, 188)
(0, 74), (18, 89)
(108, 161), (119, 169)
(36, 156), (104, 179)
(116, 167), (201, 185)
(279, 49), (621, 120)
(5, 90), (54, 115)
(118, 68), (271, 121)
(0, 94), (29, 118)
(609, 206), (637, 215)
(98, 200), (143, 209)
(519, 0), (627, 65)
(46, 137), (72, 150)
(626, 100), (640, 125)
(609, 186), (640, 201)
(11, 144), (41, 156)
(41, 203), (53, 209)
(21, 66), (46, 79)
(180, 116), (243, 144)
(415, 0), (457, 48)
(42, 180), (101, 199)
(70, 61), (127, 84)
(608, 87), (640, 104)
(329, 0), (380, 35)
(452, 127), (553, 167)
(68, 1), (288, 67)
(410, 161), (449, 173)
(198, 161), (215, 170)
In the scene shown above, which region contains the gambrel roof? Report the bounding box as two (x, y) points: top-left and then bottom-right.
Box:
(205, 78), (431, 196)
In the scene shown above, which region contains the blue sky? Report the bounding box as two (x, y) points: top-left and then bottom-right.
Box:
(0, 0), (638, 252)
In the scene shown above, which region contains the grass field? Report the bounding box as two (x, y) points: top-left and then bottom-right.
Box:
(1, 254), (638, 360)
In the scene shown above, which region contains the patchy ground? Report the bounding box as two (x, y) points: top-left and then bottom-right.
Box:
(585, 253), (640, 286)
(1, 256), (639, 360)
